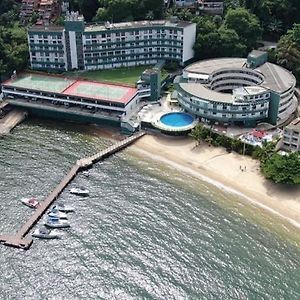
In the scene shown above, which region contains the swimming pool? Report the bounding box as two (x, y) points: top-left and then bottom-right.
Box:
(160, 112), (194, 127)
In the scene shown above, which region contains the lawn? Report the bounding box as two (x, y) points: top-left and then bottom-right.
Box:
(65, 66), (151, 86)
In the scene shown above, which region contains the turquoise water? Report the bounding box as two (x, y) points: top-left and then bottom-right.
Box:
(0, 119), (299, 299)
(160, 113), (194, 127)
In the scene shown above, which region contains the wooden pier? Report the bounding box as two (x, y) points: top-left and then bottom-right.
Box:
(0, 108), (28, 136)
(0, 131), (145, 250)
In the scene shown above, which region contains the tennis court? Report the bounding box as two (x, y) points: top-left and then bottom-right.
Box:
(63, 80), (137, 104)
(5, 73), (74, 93)
(4, 73), (137, 104)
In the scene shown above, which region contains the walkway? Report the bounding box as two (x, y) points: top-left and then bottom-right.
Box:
(0, 131), (146, 250)
(0, 108), (28, 135)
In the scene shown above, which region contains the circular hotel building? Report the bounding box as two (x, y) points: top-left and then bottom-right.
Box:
(175, 50), (297, 127)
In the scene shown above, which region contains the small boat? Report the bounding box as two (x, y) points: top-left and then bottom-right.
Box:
(21, 197), (40, 209)
(52, 203), (74, 213)
(82, 170), (89, 177)
(32, 226), (62, 239)
(44, 216), (70, 229)
(48, 209), (68, 219)
(70, 187), (89, 196)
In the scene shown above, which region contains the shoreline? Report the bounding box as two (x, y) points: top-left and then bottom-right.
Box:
(130, 134), (300, 229)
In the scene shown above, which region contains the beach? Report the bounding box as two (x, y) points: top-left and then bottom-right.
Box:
(131, 134), (300, 228)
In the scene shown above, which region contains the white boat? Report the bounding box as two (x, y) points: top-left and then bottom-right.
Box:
(82, 170), (90, 177)
(21, 197), (40, 209)
(52, 203), (74, 213)
(32, 226), (62, 239)
(48, 209), (68, 219)
(70, 187), (89, 196)
(44, 216), (70, 229)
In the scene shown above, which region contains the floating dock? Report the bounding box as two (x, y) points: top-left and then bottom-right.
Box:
(0, 131), (145, 250)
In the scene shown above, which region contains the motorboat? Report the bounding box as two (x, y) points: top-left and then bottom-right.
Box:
(70, 187), (89, 196)
(32, 226), (62, 239)
(21, 197), (40, 209)
(44, 216), (70, 229)
(48, 209), (68, 219)
(52, 203), (74, 213)
(82, 170), (89, 177)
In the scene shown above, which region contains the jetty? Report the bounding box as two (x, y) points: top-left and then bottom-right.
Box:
(0, 106), (28, 136)
(0, 131), (146, 250)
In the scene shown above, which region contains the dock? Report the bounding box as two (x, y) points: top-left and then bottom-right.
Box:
(0, 107), (28, 135)
(0, 131), (146, 250)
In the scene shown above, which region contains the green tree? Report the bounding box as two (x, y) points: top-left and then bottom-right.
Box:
(276, 24), (300, 81)
(80, 0), (100, 22)
(95, 0), (163, 23)
(189, 125), (202, 147)
(223, 8), (262, 50)
(194, 27), (246, 59)
(261, 153), (300, 185)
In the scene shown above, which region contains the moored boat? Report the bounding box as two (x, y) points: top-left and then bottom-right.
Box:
(21, 197), (40, 209)
(44, 216), (70, 229)
(48, 209), (68, 219)
(82, 170), (89, 177)
(70, 187), (89, 196)
(52, 203), (74, 213)
(32, 226), (62, 239)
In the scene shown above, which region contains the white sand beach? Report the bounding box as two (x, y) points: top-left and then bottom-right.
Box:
(131, 134), (300, 228)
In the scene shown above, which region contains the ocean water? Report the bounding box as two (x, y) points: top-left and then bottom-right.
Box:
(0, 119), (299, 299)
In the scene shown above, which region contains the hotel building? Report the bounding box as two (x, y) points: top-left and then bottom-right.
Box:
(175, 51), (297, 127)
(282, 118), (300, 152)
(28, 12), (196, 71)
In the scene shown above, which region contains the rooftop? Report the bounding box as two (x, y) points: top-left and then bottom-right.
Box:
(2, 73), (137, 104)
(179, 82), (233, 103)
(184, 58), (296, 94)
(85, 19), (192, 32)
(248, 50), (267, 58)
(286, 118), (300, 131)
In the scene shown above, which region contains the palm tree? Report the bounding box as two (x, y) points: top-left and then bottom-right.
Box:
(189, 124), (203, 147)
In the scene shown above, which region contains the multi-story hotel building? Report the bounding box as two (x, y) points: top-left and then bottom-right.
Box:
(28, 12), (196, 71)
(175, 51), (297, 127)
(281, 118), (300, 152)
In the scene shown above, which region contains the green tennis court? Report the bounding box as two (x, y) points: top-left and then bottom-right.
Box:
(4, 72), (137, 103)
(5, 74), (74, 93)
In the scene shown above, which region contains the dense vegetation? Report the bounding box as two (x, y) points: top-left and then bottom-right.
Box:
(69, 0), (164, 22)
(190, 124), (300, 185)
(0, 0), (28, 80)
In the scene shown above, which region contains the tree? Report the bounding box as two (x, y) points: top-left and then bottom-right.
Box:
(95, 0), (164, 23)
(80, 0), (100, 22)
(189, 125), (202, 147)
(276, 24), (300, 81)
(223, 8), (262, 50)
(261, 153), (300, 185)
(194, 27), (246, 60)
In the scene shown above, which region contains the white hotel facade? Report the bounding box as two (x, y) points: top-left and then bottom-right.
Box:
(28, 12), (196, 71)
